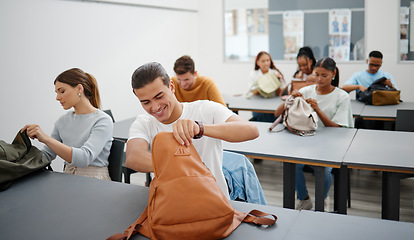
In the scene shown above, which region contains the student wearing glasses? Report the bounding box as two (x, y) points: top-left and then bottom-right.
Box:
(342, 50), (398, 100)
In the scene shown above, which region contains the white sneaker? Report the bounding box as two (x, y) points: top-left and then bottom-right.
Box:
(296, 197), (313, 210)
(324, 196), (330, 212)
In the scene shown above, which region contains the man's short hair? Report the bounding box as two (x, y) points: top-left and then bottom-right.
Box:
(131, 62), (170, 90)
(173, 55), (195, 75)
(369, 50), (383, 59)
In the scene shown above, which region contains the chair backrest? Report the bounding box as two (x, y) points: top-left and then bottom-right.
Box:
(108, 139), (125, 182)
(395, 109), (414, 132)
(103, 109), (115, 122)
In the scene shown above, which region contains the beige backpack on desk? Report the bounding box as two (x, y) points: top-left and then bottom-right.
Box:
(269, 95), (318, 136)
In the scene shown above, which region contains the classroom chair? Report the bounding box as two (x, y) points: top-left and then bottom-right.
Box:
(103, 109), (115, 122)
(395, 109), (414, 180)
(108, 138), (125, 182)
(395, 109), (414, 132)
(104, 109), (151, 185)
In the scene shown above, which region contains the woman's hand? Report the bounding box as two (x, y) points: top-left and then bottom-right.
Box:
(21, 124), (49, 143)
(305, 98), (321, 113)
(294, 71), (303, 79)
(290, 90), (303, 98)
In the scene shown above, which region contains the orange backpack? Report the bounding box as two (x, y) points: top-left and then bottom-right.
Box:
(107, 132), (276, 240)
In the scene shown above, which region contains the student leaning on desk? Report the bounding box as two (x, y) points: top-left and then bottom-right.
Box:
(125, 62), (259, 199)
(21, 68), (113, 180)
(274, 57), (354, 211)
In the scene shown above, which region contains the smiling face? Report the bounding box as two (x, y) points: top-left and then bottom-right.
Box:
(176, 71), (197, 90)
(133, 77), (181, 124)
(314, 66), (335, 88)
(297, 56), (313, 75)
(55, 81), (81, 110)
(256, 53), (272, 74)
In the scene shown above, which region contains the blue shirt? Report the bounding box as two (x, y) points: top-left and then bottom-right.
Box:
(344, 69), (397, 96)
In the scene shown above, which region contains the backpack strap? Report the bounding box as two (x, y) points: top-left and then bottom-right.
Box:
(106, 205), (149, 240)
(242, 209), (277, 226)
(268, 114), (284, 132)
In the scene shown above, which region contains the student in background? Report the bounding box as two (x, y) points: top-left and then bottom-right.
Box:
(21, 68), (113, 180)
(274, 57), (353, 211)
(171, 55), (226, 106)
(126, 62), (259, 199)
(248, 51), (286, 122)
(293, 46), (317, 85)
(342, 50), (397, 99)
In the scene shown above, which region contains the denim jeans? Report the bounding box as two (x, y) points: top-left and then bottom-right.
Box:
(295, 164), (332, 200)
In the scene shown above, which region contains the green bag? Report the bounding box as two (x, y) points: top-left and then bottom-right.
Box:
(257, 72), (281, 98)
(0, 130), (50, 186)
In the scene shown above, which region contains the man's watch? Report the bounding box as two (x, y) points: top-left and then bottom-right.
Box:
(193, 121), (204, 139)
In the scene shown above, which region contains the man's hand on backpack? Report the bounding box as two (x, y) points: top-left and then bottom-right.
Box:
(172, 119), (199, 147)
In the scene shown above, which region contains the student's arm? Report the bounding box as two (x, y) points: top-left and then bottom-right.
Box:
(172, 115), (259, 147)
(274, 103), (285, 117)
(21, 124), (73, 162)
(205, 114), (259, 142)
(126, 138), (153, 172)
(341, 84), (367, 93)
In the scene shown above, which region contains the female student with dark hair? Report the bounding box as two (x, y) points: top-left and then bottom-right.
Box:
(293, 46), (317, 84)
(274, 57), (353, 211)
(21, 68), (113, 180)
(248, 51), (287, 122)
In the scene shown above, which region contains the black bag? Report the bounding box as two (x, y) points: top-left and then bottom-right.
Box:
(358, 77), (401, 105)
(0, 130), (51, 190)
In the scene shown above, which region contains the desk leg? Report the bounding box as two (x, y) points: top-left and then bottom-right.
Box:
(336, 165), (348, 214)
(314, 166), (325, 212)
(382, 172), (400, 221)
(283, 162), (295, 209)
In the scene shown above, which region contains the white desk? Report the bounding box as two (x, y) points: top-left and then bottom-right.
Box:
(223, 122), (357, 213)
(1, 171), (413, 240)
(223, 94), (284, 114)
(343, 129), (414, 220)
(359, 101), (414, 121)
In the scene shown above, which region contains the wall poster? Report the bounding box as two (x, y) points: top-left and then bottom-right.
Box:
(329, 9), (351, 61)
(283, 11), (304, 60)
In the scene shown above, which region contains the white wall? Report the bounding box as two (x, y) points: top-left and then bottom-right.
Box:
(0, 0), (198, 170)
(197, 0), (414, 102)
(0, 0), (198, 142)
